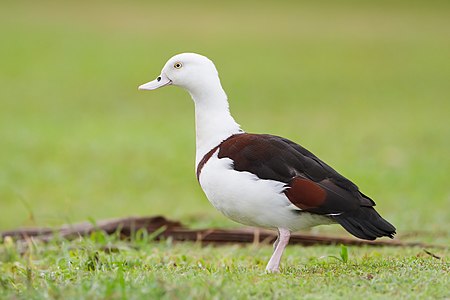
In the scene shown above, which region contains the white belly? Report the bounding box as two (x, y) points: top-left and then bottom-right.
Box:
(198, 151), (331, 231)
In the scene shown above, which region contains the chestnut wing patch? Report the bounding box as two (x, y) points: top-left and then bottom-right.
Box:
(285, 178), (327, 209)
(285, 177), (362, 214)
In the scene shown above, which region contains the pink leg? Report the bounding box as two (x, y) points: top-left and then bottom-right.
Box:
(265, 228), (291, 273)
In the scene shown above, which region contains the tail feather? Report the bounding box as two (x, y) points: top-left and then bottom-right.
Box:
(332, 207), (396, 240)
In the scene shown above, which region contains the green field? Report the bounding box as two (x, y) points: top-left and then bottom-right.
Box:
(1, 0), (449, 298)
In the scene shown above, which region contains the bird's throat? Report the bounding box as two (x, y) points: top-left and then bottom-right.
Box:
(192, 88), (242, 167)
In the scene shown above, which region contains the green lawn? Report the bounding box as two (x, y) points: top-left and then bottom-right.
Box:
(1, 234), (449, 299)
(1, 0), (449, 298)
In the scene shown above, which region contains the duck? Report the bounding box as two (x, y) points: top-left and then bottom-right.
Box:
(138, 53), (396, 273)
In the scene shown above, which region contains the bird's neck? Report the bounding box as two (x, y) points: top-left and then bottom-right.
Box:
(189, 82), (243, 167)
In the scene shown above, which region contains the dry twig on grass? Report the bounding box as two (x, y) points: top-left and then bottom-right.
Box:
(0, 216), (443, 248)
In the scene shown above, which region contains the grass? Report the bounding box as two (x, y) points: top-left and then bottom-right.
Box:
(1, 233), (448, 299)
(0, 0), (449, 298)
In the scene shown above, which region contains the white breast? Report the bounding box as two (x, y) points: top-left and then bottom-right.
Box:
(198, 151), (331, 231)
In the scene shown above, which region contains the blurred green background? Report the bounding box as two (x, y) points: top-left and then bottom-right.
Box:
(1, 0), (449, 242)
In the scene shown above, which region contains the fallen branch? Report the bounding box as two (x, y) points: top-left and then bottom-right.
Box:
(0, 216), (445, 248)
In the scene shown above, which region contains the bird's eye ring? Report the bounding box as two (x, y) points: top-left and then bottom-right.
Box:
(174, 62), (183, 69)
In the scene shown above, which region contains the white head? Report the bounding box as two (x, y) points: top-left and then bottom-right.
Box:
(138, 53), (222, 98)
(138, 53), (242, 163)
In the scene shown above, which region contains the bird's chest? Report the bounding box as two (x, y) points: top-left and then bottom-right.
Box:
(198, 154), (291, 228)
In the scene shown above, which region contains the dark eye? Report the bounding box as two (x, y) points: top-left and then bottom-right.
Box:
(174, 62), (183, 69)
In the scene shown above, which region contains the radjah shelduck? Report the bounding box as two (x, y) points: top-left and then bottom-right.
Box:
(138, 53), (396, 273)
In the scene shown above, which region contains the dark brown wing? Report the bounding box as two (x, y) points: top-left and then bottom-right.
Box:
(216, 133), (396, 240)
(217, 133), (372, 213)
